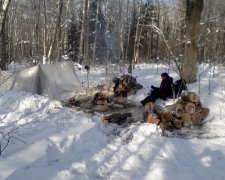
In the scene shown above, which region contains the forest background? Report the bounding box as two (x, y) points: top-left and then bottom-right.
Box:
(0, 0), (225, 83)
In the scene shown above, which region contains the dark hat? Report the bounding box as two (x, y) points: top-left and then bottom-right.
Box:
(161, 72), (168, 77)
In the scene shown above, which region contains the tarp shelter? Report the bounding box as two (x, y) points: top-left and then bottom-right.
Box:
(0, 71), (15, 90)
(10, 61), (82, 100)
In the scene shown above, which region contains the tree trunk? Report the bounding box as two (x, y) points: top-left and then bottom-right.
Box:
(0, 0), (11, 70)
(182, 0), (204, 83)
(92, 0), (99, 66)
(83, 0), (90, 65)
(47, 0), (63, 62)
(56, 0), (63, 62)
(42, 0), (47, 64)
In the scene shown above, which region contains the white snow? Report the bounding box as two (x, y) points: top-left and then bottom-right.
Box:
(1, 63), (225, 180)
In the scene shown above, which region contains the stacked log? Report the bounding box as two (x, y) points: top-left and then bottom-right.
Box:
(113, 74), (143, 97)
(145, 91), (210, 130)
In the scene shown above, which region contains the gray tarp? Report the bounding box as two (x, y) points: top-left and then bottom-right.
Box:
(10, 61), (82, 100)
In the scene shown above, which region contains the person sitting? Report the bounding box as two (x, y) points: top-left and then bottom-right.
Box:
(140, 72), (173, 106)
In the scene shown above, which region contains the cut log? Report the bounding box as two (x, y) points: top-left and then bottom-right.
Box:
(174, 104), (184, 117)
(118, 84), (123, 89)
(161, 111), (173, 122)
(127, 90), (136, 96)
(182, 102), (195, 114)
(181, 91), (199, 103)
(153, 104), (165, 115)
(181, 113), (192, 127)
(200, 107), (210, 120)
(122, 79), (128, 86)
(194, 100), (203, 112)
(172, 117), (183, 129)
(93, 105), (110, 112)
(146, 113), (160, 124)
(160, 112), (173, 129)
(112, 75), (142, 97)
(109, 87), (114, 92)
(191, 112), (202, 124)
(110, 82), (115, 88)
(165, 104), (184, 118)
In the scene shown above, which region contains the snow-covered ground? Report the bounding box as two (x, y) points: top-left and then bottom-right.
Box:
(1, 63), (225, 180)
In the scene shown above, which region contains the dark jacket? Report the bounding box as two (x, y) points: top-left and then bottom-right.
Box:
(141, 75), (173, 106)
(159, 76), (173, 98)
(152, 76), (173, 100)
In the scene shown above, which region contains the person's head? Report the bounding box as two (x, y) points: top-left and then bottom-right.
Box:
(161, 72), (168, 80)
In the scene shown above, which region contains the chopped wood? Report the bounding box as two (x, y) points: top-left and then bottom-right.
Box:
(92, 92), (110, 106)
(200, 107), (210, 120)
(112, 74), (142, 97)
(160, 112), (173, 129)
(146, 114), (160, 124)
(93, 105), (110, 112)
(182, 101), (195, 114)
(172, 117), (183, 129)
(191, 112), (202, 124)
(118, 84), (123, 89)
(174, 104), (184, 117)
(111, 82), (115, 88)
(127, 90), (136, 96)
(152, 104), (165, 115)
(161, 111), (173, 124)
(181, 91), (199, 103)
(165, 103), (184, 118)
(194, 100), (203, 112)
(181, 113), (192, 127)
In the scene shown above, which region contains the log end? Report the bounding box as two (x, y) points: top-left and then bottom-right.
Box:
(201, 107), (210, 120)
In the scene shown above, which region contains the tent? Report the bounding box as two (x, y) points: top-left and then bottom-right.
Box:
(0, 71), (15, 90)
(10, 61), (82, 100)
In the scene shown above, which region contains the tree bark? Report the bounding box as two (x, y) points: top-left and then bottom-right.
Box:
(83, 0), (90, 65)
(92, 0), (99, 66)
(182, 0), (204, 83)
(47, 0), (63, 62)
(0, 0), (11, 70)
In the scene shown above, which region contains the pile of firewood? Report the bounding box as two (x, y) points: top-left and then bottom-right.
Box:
(145, 91), (210, 130)
(103, 74), (143, 96)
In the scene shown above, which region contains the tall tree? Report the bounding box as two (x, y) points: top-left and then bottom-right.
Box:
(0, 0), (11, 70)
(182, 0), (204, 83)
(47, 0), (63, 62)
